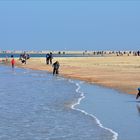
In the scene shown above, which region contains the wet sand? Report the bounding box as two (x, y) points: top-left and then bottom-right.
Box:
(4, 56), (140, 94)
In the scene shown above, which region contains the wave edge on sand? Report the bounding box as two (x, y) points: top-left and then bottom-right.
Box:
(68, 79), (118, 140)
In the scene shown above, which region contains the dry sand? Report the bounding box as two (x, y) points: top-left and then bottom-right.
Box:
(4, 56), (140, 95)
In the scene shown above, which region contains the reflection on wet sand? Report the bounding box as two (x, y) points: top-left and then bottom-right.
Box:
(136, 104), (140, 116)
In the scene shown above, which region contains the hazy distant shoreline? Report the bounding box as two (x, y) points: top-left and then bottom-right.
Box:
(1, 50), (140, 58)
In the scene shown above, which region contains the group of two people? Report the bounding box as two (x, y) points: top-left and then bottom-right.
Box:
(46, 52), (53, 65)
(19, 53), (30, 64)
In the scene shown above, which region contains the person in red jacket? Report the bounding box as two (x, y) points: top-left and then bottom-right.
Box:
(11, 55), (15, 68)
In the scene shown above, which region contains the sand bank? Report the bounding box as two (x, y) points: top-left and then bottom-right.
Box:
(3, 56), (140, 94)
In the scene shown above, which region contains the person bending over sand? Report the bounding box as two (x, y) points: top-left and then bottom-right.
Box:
(136, 88), (140, 99)
(52, 61), (60, 75)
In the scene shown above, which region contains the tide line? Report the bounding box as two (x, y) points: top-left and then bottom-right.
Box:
(69, 79), (118, 140)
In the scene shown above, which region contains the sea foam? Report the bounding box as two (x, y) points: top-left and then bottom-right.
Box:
(69, 79), (118, 140)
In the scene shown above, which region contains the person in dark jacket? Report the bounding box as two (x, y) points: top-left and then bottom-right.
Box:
(136, 88), (140, 99)
(49, 52), (53, 64)
(52, 61), (60, 75)
(46, 53), (50, 65)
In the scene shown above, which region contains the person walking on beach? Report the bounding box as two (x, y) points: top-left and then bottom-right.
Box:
(11, 55), (15, 69)
(46, 53), (50, 65)
(52, 61), (60, 75)
(136, 88), (140, 99)
(49, 52), (53, 64)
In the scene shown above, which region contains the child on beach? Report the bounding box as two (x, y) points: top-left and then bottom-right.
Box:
(136, 88), (140, 99)
(11, 55), (15, 68)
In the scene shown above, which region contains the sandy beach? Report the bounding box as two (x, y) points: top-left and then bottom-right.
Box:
(3, 56), (140, 95)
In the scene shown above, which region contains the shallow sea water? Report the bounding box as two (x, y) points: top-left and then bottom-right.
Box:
(0, 65), (114, 140)
(78, 82), (140, 140)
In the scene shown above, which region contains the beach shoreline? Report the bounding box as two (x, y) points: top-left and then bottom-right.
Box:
(2, 56), (140, 95)
(0, 65), (117, 140)
(69, 80), (118, 140)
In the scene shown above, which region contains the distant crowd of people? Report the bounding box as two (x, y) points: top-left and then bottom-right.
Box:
(83, 50), (140, 57)
(115, 51), (140, 56)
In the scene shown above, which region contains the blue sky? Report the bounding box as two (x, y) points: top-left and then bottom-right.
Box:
(0, 0), (140, 51)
